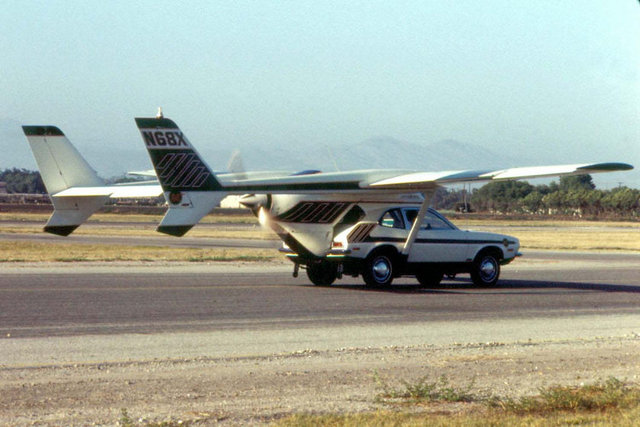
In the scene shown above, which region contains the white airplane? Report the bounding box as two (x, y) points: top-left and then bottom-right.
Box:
(134, 116), (633, 287)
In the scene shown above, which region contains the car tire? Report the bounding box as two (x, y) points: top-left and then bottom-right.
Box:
(306, 261), (338, 286)
(470, 251), (501, 287)
(362, 250), (395, 288)
(416, 269), (444, 288)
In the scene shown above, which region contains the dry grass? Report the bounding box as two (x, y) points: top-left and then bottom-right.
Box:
(0, 211), (257, 224)
(480, 228), (640, 252)
(277, 378), (640, 426)
(277, 408), (640, 427)
(455, 218), (640, 229)
(0, 241), (278, 262)
(0, 222), (274, 240)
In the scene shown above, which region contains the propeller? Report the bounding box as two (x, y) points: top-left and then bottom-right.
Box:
(239, 194), (271, 214)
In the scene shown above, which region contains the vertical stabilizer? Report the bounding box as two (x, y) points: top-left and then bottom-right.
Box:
(22, 126), (108, 235)
(135, 117), (226, 236)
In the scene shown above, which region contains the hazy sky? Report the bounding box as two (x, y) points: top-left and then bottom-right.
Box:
(2, 0), (639, 186)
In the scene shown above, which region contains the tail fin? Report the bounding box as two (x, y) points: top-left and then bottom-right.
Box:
(135, 117), (227, 236)
(22, 126), (108, 236)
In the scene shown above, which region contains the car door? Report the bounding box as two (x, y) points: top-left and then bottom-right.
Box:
(405, 208), (470, 263)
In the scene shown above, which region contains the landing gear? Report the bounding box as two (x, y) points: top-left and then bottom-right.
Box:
(306, 261), (339, 286)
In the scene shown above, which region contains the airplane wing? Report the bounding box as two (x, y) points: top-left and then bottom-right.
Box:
(214, 163), (633, 193)
(365, 163), (633, 190)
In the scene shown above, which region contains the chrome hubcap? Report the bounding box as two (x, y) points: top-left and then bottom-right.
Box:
(372, 257), (391, 282)
(479, 257), (497, 281)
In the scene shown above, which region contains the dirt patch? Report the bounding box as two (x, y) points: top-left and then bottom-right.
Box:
(1, 336), (639, 426)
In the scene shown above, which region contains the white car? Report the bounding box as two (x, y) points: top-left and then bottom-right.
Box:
(285, 205), (520, 287)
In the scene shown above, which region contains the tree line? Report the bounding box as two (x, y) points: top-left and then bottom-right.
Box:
(2, 168), (639, 217)
(432, 175), (640, 217)
(0, 168), (46, 194)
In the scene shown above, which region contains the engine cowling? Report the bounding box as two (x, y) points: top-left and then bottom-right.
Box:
(240, 194), (352, 257)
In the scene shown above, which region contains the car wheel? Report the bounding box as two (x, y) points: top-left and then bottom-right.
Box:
(470, 252), (501, 287)
(362, 250), (395, 288)
(306, 261), (338, 286)
(416, 270), (444, 288)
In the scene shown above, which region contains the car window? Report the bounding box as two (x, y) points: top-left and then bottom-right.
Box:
(421, 210), (454, 230)
(402, 208), (455, 230)
(379, 209), (405, 229)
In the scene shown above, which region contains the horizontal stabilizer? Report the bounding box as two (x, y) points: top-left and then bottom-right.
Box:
(53, 184), (162, 198)
(43, 195), (110, 236)
(157, 192), (226, 237)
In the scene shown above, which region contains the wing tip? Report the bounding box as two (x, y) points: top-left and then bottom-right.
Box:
(578, 162), (634, 172)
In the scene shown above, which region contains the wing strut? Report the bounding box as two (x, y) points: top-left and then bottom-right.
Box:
(402, 192), (430, 256)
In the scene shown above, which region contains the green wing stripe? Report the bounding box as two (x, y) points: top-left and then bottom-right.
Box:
(22, 126), (65, 136)
(577, 163), (634, 172)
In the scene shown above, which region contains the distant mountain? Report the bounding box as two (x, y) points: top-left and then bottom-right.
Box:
(220, 136), (519, 173)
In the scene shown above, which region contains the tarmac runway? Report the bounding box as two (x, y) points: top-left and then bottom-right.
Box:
(2, 251), (639, 340)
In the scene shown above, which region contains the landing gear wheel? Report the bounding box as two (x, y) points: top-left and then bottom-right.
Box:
(362, 251), (395, 288)
(416, 270), (444, 288)
(306, 262), (338, 286)
(470, 252), (500, 287)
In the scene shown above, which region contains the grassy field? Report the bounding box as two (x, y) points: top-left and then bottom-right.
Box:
(1, 212), (639, 262)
